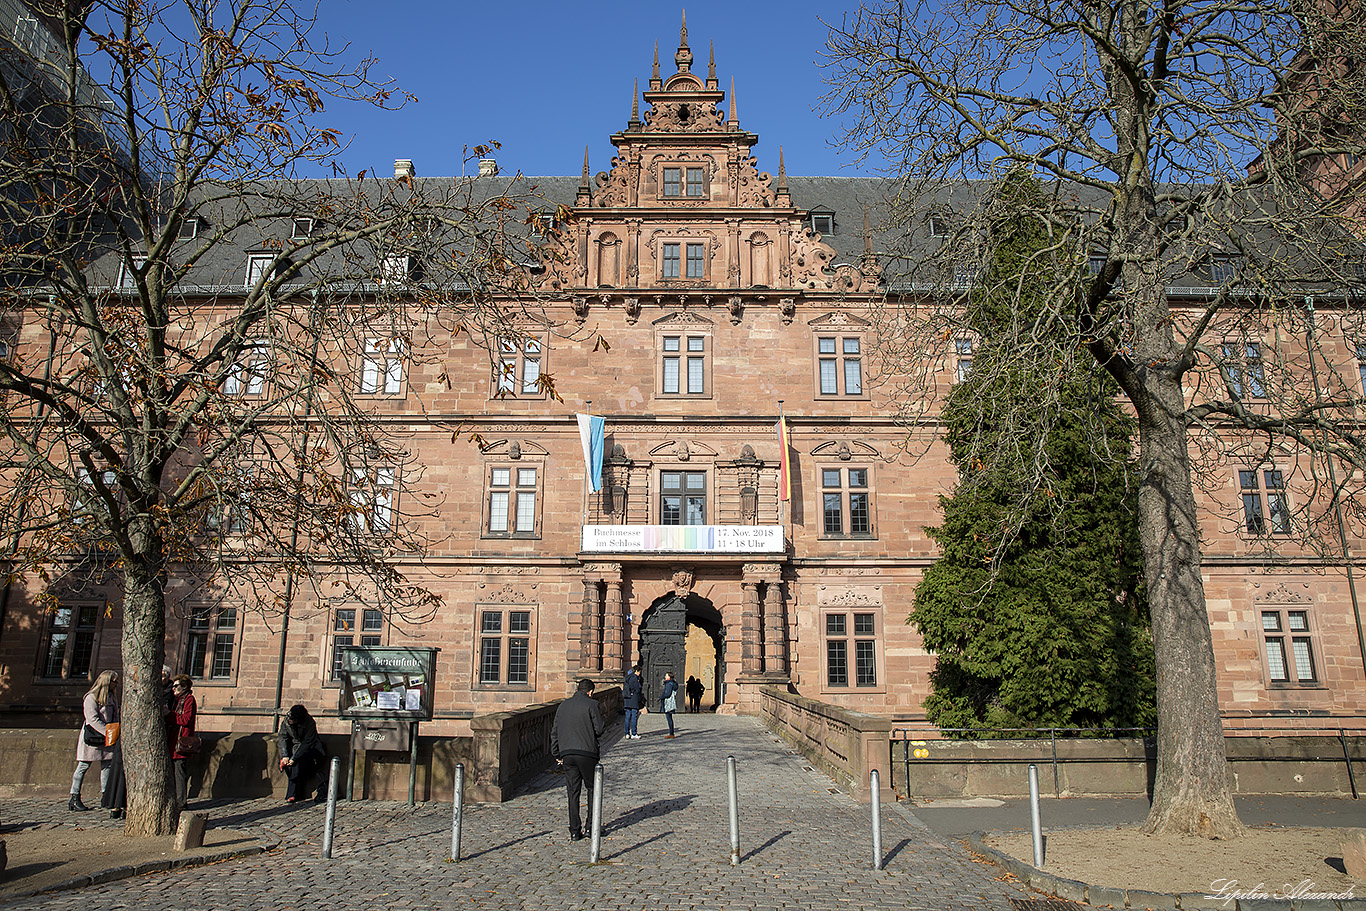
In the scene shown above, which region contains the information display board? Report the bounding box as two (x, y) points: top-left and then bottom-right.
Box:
(337, 647), (437, 720)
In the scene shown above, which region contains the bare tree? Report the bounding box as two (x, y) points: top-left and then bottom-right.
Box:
(0, 1), (554, 836)
(826, 0), (1366, 838)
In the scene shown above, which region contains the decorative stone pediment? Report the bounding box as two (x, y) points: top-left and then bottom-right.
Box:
(808, 311), (872, 329)
(816, 585), (883, 606)
(479, 439), (549, 459)
(1253, 581), (1313, 604)
(811, 440), (880, 460)
(648, 439), (718, 460)
(652, 310), (714, 328)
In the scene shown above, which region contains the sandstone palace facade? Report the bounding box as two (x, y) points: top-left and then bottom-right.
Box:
(2, 23), (1364, 743)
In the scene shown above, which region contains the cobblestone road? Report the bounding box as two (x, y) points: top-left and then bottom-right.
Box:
(5, 714), (1037, 911)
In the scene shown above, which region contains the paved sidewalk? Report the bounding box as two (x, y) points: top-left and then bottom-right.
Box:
(2, 713), (1039, 911)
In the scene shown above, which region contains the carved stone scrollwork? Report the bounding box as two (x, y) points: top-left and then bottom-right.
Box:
(735, 155), (774, 208)
(727, 295), (742, 325)
(791, 227), (836, 290)
(623, 297), (641, 324)
(780, 298), (796, 324)
(671, 566), (695, 593)
(644, 101), (726, 132)
(594, 161), (632, 208)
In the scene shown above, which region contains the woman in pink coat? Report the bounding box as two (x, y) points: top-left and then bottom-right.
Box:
(70, 670), (119, 812)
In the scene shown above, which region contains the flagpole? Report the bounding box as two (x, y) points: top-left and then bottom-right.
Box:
(582, 400), (591, 528)
(777, 400), (786, 532)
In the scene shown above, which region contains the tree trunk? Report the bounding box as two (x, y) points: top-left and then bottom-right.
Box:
(1134, 375), (1246, 839)
(119, 567), (175, 837)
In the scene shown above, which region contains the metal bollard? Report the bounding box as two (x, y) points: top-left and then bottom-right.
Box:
(589, 763), (605, 863)
(322, 756), (341, 859)
(870, 768), (883, 870)
(727, 755), (740, 866)
(1028, 763), (1044, 867)
(451, 762), (464, 862)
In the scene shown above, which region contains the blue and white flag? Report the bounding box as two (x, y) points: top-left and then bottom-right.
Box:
(576, 413), (605, 492)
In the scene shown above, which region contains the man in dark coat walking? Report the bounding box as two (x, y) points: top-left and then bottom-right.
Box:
(622, 665), (643, 739)
(550, 679), (606, 841)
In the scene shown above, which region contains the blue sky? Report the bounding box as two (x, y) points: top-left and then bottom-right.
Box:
(306, 1), (878, 180)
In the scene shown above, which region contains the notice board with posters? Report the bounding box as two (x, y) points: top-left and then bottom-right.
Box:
(337, 647), (436, 721)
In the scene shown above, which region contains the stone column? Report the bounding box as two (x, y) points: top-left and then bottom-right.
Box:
(580, 576), (602, 673)
(740, 577), (762, 675)
(761, 573), (788, 677)
(603, 568), (624, 672)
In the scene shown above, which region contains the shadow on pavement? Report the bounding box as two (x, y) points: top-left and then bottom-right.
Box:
(462, 829), (553, 861)
(741, 829), (791, 862)
(605, 795), (696, 831)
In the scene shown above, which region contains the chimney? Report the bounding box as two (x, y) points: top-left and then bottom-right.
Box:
(478, 159), (499, 177)
(394, 159), (415, 179)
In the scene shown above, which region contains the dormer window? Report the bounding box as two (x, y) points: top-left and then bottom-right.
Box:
(809, 211), (835, 236)
(245, 253), (274, 287)
(292, 217), (314, 239)
(178, 217), (199, 240)
(928, 215), (949, 237)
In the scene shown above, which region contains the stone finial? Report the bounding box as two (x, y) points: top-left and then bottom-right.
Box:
(777, 147), (787, 190)
(728, 77), (738, 126)
(707, 40), (717, 88)
(651, 41), (661, 90)
(862, 207), (880, 275)
(675, 10), (693, 73)
(577, 146), (592, 203)
(630, 78), (640, 126)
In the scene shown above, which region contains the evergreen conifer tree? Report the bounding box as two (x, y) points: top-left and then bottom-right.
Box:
(911, 171), (1155, 734)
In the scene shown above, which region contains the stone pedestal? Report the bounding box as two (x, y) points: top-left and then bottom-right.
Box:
(173, 811), (209, 851)
(1343, 829), (1366, 878)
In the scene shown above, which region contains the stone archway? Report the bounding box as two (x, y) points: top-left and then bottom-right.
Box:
(638, 592), (724, 709)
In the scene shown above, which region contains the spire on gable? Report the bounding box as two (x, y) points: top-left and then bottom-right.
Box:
(728, 77), (737, 127)
(651, 41), (661, 90)
(577, 146), (592, 204)
(707, 40), (717, 90)
(675, 10), (693, 74)
(776, 147), (791, 206)
(630, 78), (641, 129)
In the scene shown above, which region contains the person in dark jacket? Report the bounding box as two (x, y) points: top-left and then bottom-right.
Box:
(660, 671), (679, 738)
(550, 679), (605, 841)
(622, 665), (643, 740)
(686, 675), (704, 713)
(277, 704), (327, 803)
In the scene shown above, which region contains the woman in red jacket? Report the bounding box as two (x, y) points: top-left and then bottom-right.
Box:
(168, 675), (197, 811)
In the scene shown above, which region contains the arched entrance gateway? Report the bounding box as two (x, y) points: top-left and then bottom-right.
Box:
(638, 590), (724, 710)
(576, 561), (789, 713)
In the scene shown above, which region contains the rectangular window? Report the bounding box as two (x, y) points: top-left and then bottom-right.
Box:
(1222, 342), (1266, 400)
(686, 167), (704, 197)
(186, 605), (237, 681)
(955, 338), (974, 382)
(224, 340), (268, 396)
(686, 243), (705, 279)
(477, 608), (534, 686)
(1241, 469), (1289, 535)
(360, 337), (405, 395)
(349, 466), (396, 534)
(118, 256), (147, 290)
(663, 243), (680, 278)
(38, 604), (100, 680)
(661, 471), (706, 525)
(663, 168), (681, 197)
(292, 217), (314, 238)
(178, 217), (199, 240)
(1210, 254), (1243, 284)
(1262, 609), (1317, 684)
(810, 213), (834, 236)
(824, 611), (879, 688)
(245, 253), (274, 287)
(495, 337), (545, 397)
(331, 607), (384, 680)
(380, 254), (414, 284)
(660, 335), (709, 397)
(487, 465), (539, 536)
(821, 467), (873, 537)
(816, 335), (865, 396)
